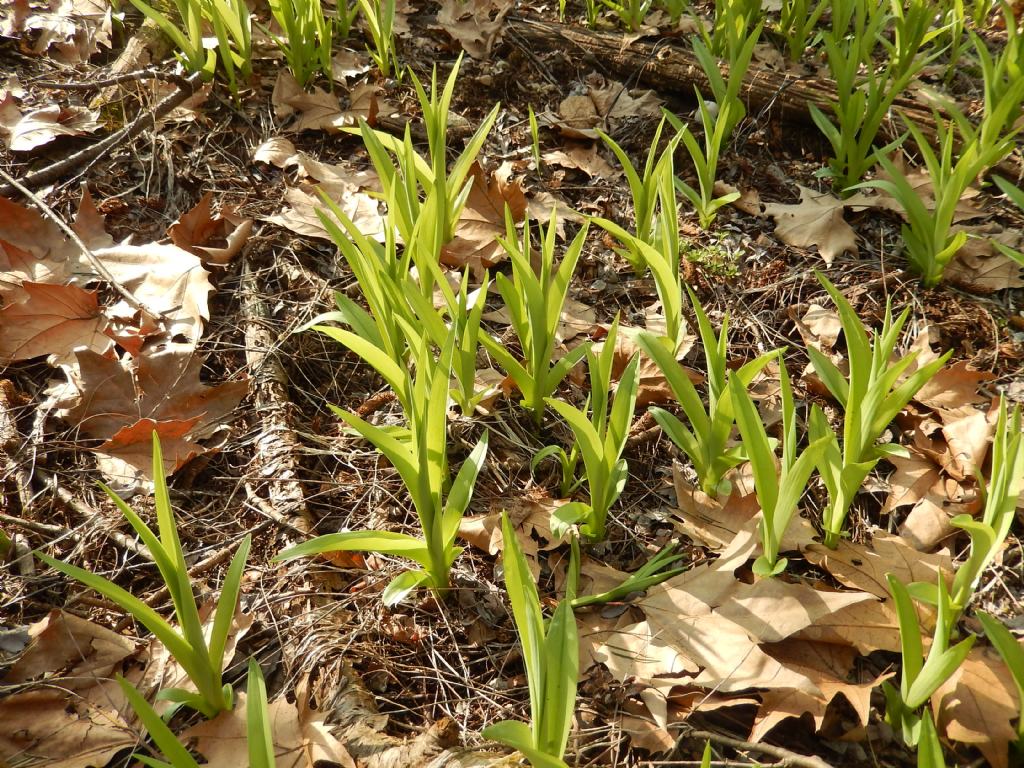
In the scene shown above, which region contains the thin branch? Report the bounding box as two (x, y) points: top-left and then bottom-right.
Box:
(679, 728), (837, 768)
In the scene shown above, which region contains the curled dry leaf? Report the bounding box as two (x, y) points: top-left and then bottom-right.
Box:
(168, 191), (253, 266)
(436, 0), (513, 59)
(0, 282), (112, 364)
(7, 0), (112, 62)
(0, 101), (102, 151)
(459, 490), (567, 579)
(252, 135), (299, 168)
(943, 226), (1024, 293)
(542, 142), (621, 179)
(0, 611), (139, 768)
(538, 77), (662, 139)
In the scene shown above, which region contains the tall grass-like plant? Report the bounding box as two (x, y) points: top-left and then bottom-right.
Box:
(267, 0), (334, 87)
(598, 118), (682, 268)
(127, 0), (252, 100)
(545, 318), (640, 541)
(883, 573), (975, 747)
(481, 211), (591, 429)
(777, 0), (828, 62)
(356, 55), (500, 248)
(638, 289), (776, 496)
(601, 0), (653, 30)
(355, 0), (397, 77)
(708, 0), (761, 58)
(856, 114), (1018, 286)
(809, 0), (911, 194)
(275, 333), (489, 605)
(807, 273), (950, 548)
(483, 513), (579, 768)
(37, 435), (250, 718)
(731, 358), (828, 577)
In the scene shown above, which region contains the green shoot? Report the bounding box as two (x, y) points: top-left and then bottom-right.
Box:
(777, 0), (828, 63)
(483, 513), (579, 768)
(601, 0), (653, 31)
(36, 435), (250, 718)
(481, 210), (590, 429)
(118, 677), (203, 768)
(570, 542), (685, 609)
(246, 659), (275, 768)
(355, 0), (397, 78)
(529, 105), (543, 173)
(545, 317), (640, 541)
(531, 442), (583, 498)
(730, 356), (828, 577)
(883, 573), (975, 747)
(807, 272), (950, 548)
(638, 289), (775, 496)
(266, 0), (334, 87)
(275, 333), (490, 605)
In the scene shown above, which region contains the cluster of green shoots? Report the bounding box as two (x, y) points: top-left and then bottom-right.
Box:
(120, 0), (400, 94)
(36, 437), (275, 764)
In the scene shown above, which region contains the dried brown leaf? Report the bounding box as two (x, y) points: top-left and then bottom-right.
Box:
(436, 0), (513, 58)
(0, 282), (111, 364)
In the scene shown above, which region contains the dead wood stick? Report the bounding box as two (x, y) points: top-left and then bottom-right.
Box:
(0, 71), (202, 195)
(506, 17), (1023, 178)
(240, 246), (312, 537)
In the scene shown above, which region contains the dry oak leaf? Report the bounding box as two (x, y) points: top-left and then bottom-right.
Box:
(803, 529), (952, 601)
(0, 610), (138, 768)
(183, 688), (356, 768)
(436, 0), (513, 59)
(459, 490), (567, 579)
(273, 71), (378, 132)
(0, 194), (95, 300)
(441, 161), (527, 275)
(0, 282), (112, 364)
(914, 361), (997, 410)
(484, 294), (596, 345)
(0, 688), (135, 768)
(938, 403), (996, 481)
(761, 186), (874, 265)
(791, 595), (902, 654)
(934, 645), (1020, 768)
(0, 101), (102, 151)
(168, 191), (253, 266)
(610, 325), (697, 407)
(96, 416), (205, 485)
(4, 610), (136, 689)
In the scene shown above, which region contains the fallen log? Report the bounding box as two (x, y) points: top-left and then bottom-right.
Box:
(506, 16), (1024, 179)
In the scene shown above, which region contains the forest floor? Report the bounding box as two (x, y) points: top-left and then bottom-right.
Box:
(1, 2), (1023, 768)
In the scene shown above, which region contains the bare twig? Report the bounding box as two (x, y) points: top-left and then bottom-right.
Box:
(36, 68), (192, 91)
(678, 728), (836, 768)
(0, 70), (202, 194)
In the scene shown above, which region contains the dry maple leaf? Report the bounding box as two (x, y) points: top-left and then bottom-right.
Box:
(267, 155), (384, 242)
(55, 344), (248, 487)
(539, 77), (662, 139)
(0, 194), (94, 299)
(459, 491), (568, 579)
(943, 226), (1024, 292)
(761, 186), (875, 265)
(436, 0), (513, 58)
(92, 243), (214, 343)
(441, 162), (527, 275)
(934, 645), (1020, 768)
(168, 191), (253, 266)
(0, 282), (112, 364)
(751, 639), (890, 742)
